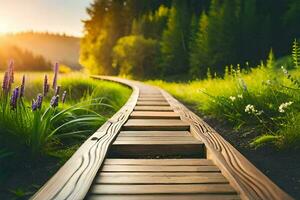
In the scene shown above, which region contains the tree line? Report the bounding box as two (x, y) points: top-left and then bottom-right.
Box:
(0, 42), (52, 71)
(80, 0), (300, 79)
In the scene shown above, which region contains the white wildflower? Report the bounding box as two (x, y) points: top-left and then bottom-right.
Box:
(229, 96), (236, 102)
(245, 104), (256, 113)
(281, 66), (288, 75)
(238, 94), (243, 99)
(278, 101), (293, 113)
(245, 104), (264, 116)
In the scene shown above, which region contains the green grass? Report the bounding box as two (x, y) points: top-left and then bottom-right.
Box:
(148, 64), (300, 150)
(0, 71), (131, 199)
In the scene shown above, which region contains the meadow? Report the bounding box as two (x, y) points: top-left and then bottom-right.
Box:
(148, 48), (300, 150)
(0, 66), (131, 199)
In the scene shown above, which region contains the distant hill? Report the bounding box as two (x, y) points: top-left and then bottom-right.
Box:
(0, 38), (52, 71)
(0, 32), (81, 70)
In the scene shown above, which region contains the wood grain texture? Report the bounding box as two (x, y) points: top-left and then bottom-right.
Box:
(101, 165), (220, 172)
(130, 111), (180, 119)
(118, 131), (191, 137)
(160, 89), (293, 200)
(97, 77), (292, 200)
(94, 172), (227, 184)
(89, 184), (236, 194)
(134, 106), (173, 111)
(103, 159), (214, 165)
(31, 77), (139, 200)
(87, 194), (241, 200)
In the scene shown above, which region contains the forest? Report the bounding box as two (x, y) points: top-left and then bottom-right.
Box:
(80, 0), (300, 79)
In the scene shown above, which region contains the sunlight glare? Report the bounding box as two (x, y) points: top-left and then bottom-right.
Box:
(0, 21), (9, 35)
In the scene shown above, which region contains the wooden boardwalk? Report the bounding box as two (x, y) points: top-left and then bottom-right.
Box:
(32, 77), (293, 200)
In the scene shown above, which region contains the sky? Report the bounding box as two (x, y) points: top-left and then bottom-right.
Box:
(0, 0), (93, 37)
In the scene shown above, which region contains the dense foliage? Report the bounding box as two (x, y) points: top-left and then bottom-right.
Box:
(149, 41), (300, 149)
(81, 0), (300, 78)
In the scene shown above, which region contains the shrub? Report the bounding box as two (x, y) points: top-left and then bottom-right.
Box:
(112, 35), (160, 79)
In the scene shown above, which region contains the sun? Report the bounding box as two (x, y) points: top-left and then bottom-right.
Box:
(0, 22), (10, 35)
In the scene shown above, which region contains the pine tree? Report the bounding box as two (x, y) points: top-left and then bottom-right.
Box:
(189, 11), (210, 78)
(160, 0), (191, 77)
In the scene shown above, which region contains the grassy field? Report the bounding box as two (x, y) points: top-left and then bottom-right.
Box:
(0, 71), (131, 199)
(148, 65), (300, 150)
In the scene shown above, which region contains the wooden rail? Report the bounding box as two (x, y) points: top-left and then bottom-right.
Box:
(32, 76), (293, 200)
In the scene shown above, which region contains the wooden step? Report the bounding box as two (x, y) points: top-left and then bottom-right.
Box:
(138, 96), (164, 99)
(118, 131), (191, 137)
(138, 97), (167, 101)
(116, 136), (197, 141)
(95, 173), (228, 184)
(123, 119), (190, 131)
(87, 194), (241, 200)
(130, 111), (180, 119)
(87, 159), (239, 200)
(104, 159), (213, 165)
(134, 106), (173, 112)
(89, 184), (236, 194)
(136, 101), (170, 106)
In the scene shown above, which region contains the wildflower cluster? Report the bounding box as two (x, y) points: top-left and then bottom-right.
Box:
(278, 101), (293, 113)
(1, 61), (67, 111)
(229, 94), (243, 102)
(245, 104), (263, 116)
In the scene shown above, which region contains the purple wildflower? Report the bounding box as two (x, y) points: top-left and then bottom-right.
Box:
(43, 75), (49, 96)
(20, 75), (26, 98)
(31, 100), (38, 111)
(36, 94), (43, 109)
(2, 71), (9, 93)
(52, 63), (59, 89)
(50, 95), (59, 108)
(10, 87), (19, 110)
(62, 91), (67, 103)
(8, 60), (14, 84)
(55, 85), (61, 96)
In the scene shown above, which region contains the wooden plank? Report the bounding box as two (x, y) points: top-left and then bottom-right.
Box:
(138, 98), (167, 101)
(118, 131), (191, 137)
(101, 165), (219, 172)
(134, 106), (173, 111)
(104, 159), (214, 166)
(136, 101), (170, 106)
(87, 194), (241, 200)
(123, 119), (190, 131)
(98, 172), (224, 177)
(130, 111), (180, 119)
(94, 173), (228, 184)
(139, 95), (164, 99)
(113, 140), (202, 144)
(116, 136), (197, 141)
(89, 184), (236, 194)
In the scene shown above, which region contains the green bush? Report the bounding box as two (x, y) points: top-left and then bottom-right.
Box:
(112, 35), (160, 79)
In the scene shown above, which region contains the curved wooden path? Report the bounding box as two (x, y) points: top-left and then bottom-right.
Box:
(32, 76), (293, 200)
